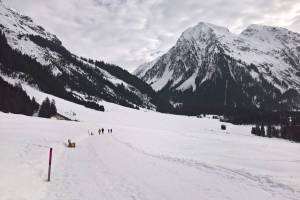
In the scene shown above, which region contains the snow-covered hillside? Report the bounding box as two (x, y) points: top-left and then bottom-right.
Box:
(0, 82), (300, 200)
(135, 22), (300, 110)
(0, 1), (170, 111)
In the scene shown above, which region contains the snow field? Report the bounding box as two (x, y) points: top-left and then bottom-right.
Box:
(0, 84), (300, 199)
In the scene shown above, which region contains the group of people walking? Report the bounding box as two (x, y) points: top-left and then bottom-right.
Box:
(98, 128), (113, 135)
(89, 128), (113, 136)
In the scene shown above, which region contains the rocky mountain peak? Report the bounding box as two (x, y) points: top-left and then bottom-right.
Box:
(179, 22), (230, 42)
(135, 21), (300, 111)
(0, 1), (60, 44)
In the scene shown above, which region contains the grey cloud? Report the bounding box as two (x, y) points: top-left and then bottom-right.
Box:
(3, 0), (300, 72)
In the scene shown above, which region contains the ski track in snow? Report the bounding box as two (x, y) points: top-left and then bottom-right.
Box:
(111, 135), (299, 200)
(37, 130), (300, 200)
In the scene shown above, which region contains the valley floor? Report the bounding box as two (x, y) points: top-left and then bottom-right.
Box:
(0, 88), (300, 200)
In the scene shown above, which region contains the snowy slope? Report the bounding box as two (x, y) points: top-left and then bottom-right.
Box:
(135, 22), (300, 110)
(0, 1), (62, 66)
(0, 82), (300, 200)
(0, 1), (165, 110)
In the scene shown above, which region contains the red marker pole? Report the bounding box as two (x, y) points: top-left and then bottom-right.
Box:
(47, 147), (53, 182)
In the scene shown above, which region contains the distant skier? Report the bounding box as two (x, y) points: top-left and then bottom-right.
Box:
(98, 129), (101, 135)
(101, 128), (104, 134)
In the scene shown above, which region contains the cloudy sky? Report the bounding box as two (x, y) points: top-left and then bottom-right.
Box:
(3, 0), (300, 72)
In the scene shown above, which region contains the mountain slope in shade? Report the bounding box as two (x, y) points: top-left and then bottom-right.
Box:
(0, 1), (171, 112)
(135, 22), (300, 112)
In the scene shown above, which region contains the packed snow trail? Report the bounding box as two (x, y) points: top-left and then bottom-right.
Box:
(41, 127), (299, 200)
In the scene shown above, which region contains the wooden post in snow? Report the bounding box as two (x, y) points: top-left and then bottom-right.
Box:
(47, 147), (53, 182)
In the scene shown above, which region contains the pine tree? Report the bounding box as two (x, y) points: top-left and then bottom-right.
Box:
(267, 124), (272, 138)
(256, 124), (260, 136)
(38, 97), (51, 118)
(31, 97), (39, 111)
(261, 123), (265, 137)
(50, 99), (57, 116)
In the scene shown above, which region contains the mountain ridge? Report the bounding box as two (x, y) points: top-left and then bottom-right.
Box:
(135, 21), (300, 112)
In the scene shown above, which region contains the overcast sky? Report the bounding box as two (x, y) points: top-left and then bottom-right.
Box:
(3, 0), (300, 72)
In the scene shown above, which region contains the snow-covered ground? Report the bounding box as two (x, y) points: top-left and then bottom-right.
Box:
(0, 85), (300, 200)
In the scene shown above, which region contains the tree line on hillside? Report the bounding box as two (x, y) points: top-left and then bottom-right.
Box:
(0, 76), (58, 118)
(28, 34), (144, 110)
(251, 115), (300, 142)
(86, 59), (173, 112)
(0, 76), (39, 116)
(251, 124), (280, 138)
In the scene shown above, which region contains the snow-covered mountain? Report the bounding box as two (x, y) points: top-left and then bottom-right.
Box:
(0, 1), (171, 112)
(135, 22), (300, 112)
